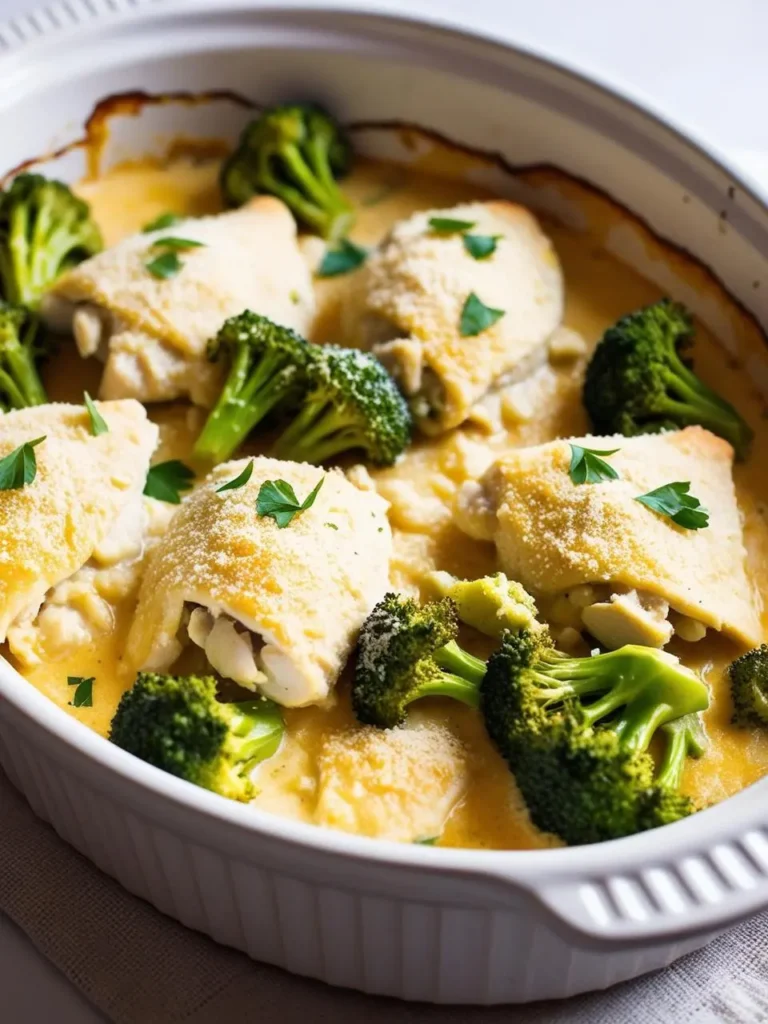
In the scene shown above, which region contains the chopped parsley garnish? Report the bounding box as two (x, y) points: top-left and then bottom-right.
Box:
(256, 477), (324, 528)
(317, 239), (368, 278)
(289, 289), (301, 304)
(143, 460), (195, 504)
(142, 212), (183, 233)
(459, 292), (505, 337)
(635, 482), (709, 530)
(145, 233), (205, 280)
(216, 460), (254, 493)
(428, 216), (475, 234)
(68, 676), (94, 708)
(324, 521), (338, 530)
(84, 391), (108, 436)
(150, 236), (205, 252)
(145, 251), (183, 280)
(0, 435), (45, 491)
(568, 444), (620, 485)
(414, 836), (440, 845)
(463, 234), (501, 260)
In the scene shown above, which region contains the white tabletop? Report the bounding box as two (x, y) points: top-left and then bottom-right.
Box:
(1, 0), (767, 1019)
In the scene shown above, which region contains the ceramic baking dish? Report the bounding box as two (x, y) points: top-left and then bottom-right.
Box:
(2, 0), (768, 1004)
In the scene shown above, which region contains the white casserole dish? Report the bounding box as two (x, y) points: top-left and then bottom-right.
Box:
(2, 0), (768, 1004)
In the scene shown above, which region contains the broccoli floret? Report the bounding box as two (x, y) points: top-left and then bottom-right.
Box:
(426, 571), (540, 639)
(353, 592), (487, 728)
(194, 311), (309, 464)
(583, 299), (753, 459)
(271, 344), (412, 466)
(221, 104), (354, 240)
(728, 644), (768, 727)
(0, 173), (102, 308)
(482, 629), (710, 845)
(110, 672), (284, 803)
(0, 301), (48, 408)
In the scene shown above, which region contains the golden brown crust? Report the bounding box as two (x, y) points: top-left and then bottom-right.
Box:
(0, 400), (158, 640)
(343, 200), (563, 432)
(52, 197), (314, 359)
(471, 426), (761, 646)
(127, 457), (392, 706)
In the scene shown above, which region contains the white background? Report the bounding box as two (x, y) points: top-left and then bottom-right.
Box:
(1, 0), (767, 1019)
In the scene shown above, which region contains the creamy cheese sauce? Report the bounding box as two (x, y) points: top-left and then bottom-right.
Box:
(12, 150), (768, 849)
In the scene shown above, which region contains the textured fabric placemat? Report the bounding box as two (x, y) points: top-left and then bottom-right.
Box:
(1, 770), (767, 1024)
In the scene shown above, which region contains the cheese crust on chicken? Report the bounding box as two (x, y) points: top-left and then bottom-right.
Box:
(127, 457), (392, 707)
(313, 716), (469, 842)
(455, 426), (761, 648)
(42, 197), (314, 406)
(341, 201), (563, 433)
(0, 401), (158, 657)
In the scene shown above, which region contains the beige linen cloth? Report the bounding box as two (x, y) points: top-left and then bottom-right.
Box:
(2, 770), (768, 1024)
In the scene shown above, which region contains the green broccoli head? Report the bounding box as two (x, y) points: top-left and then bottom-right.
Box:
(583, 299), (753, 459)
(426, 571), (540, 639)
(352, 592), (486, 729)
(0, 173), (102, 308)
(220, 104), (354, 240)
(194, 311), (310, 464)
(271, 344), (412, 467)
(481, 629), (710, 845)
(0, 301), (48, 409)
(728, 644), (768, 727)
(109, 672), (284, 803)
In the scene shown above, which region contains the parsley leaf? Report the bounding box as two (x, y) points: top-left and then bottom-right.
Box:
(143, 460), (195, 504)
(145, 251), (183, 279)
(216, 460), (254, 493)
(635, 482), (709, 530)
(256, 477), (324, 528)
(84, 391), (108, 436)
(150, 236), (205, 252)
(0, 436), (45, 491)
(142, 212), (183, 233)
(459, 292), (505, 337)
(414, 836), (440, 845)
(317, 239), (368, 278)
(568, 444), (620, 485)
(428, 216), (476, 234)
(463, 234), (501, 260)
(68, 676), (94, 708)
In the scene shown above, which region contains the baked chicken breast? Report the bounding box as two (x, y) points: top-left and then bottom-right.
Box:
(127, 456), (392, 707)
(342, 201), (563, 433)
(456, 426), (761, 649)
(41, 197), (314, 407)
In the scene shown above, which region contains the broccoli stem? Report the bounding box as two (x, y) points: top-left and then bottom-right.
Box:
(223, 700), (284, 769)
(532, 648), (706, 753)
(2, 342), (47, 407)
(434, 640), (487, 686)
(273, 399), (365, 464)
(656, 360), (749, 452)
(194, 348), (298, 463)
(279, 143), (353, 240)
(412, 673), (482, 708)
(7, 203), (31, 304)
(407, 641), (486, 710)
(260, 162), (331, 236)
(654, 714), (707, 790)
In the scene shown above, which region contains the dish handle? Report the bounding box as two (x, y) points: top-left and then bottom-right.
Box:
(479, 820), (768, 949)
